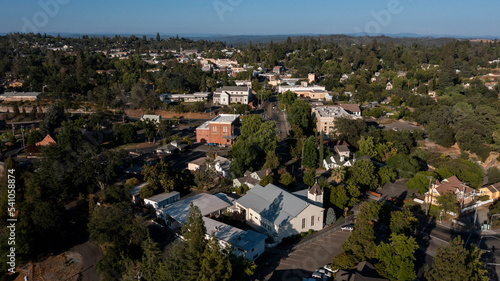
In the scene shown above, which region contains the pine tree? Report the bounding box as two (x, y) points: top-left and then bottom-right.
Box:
(425, 236), (488, 281)
(156, 32), (161, 42)
(303, 136), (318, 169)
(140, 235), (161, 281)
(198, 237), (232, 281)
(326, 208), (336, 225)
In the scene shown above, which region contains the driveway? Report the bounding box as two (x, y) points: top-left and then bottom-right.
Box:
(70, 241), (102, 281)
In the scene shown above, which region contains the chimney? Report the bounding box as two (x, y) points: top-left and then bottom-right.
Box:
(266, 169), (269, 176)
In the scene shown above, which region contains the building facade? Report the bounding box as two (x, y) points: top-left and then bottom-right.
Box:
(311, 105), (362, 134)
(213, 86), (252, 105)
(196, 114), (240, 145)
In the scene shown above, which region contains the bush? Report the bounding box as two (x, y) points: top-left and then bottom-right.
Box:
(477, 195), (490, 202)
(488, 167), (500, 184)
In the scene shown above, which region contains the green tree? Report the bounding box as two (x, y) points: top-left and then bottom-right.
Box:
(279, 171), (295, 188)
(325, 207), (337, 225)
(332, 252), (357, 270)
(199, 237), (232, 281)
(40, 104), (66, 135)
(116, 123), (137, 144)
(425, 236), (488, 281)
(287, 99), (311, 131)
(259, 175), (274, 186)
(319, 132), (324, 168)
(346, 160), (379, 190)
(26, 130), (43, 146)
(141, 160), (175, 193)
(487, 167), (500, 184)
(57, 120), (83, 150)
(303, 136), (318, 169)
(386, 154), (419, 179)
(406, 172), (432, 194)
(262, 150), (280, 170)
(437, 192), (459, 215)
(357, 136), (377, 158)
(140, 235), (161, 281)
(330, 184), (349, 210)
(378, 166), (397, 185)
(303, 169), (316, 186)
(376, 234), (418, 281)
(390, 210), (418, 236)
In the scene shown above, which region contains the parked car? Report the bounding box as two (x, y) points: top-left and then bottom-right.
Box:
(323, 263), (339, 273)
(318, 268), (332, 278)
(341, 224), (354, 232)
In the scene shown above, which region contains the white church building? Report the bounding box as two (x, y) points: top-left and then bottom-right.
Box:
(235, 183), (324, 243)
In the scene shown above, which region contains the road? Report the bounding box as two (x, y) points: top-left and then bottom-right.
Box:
(260, 97), (289, 140)
(70, 241), (102, 281)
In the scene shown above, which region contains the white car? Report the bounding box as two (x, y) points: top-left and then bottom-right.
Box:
(311, 271), (323, 279)
(318, 268), (332, 278)
(323, 264), (339, 273)
(341, 224), (354, 232)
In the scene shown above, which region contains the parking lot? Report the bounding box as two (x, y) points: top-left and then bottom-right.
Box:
(268, 230), (351, 281)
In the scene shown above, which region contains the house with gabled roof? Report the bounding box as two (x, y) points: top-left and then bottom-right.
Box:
(478, 182), (500, 200)
(235, 183), (324, 243)
(233, 168), (272, 189)
(424, 176), (476, 206)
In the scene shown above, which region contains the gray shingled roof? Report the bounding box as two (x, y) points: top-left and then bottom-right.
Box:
(236, 183), (310, 227)
(215, 86), (250, 93)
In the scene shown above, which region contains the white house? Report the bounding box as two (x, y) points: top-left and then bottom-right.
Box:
(233, 169), (272, 189)
(213, 86), (252, 105)
(141, 114), (162, 123)
(235, 183), (324, 243)
(203, 217), (266, 260)
(144, 191), (180, 210)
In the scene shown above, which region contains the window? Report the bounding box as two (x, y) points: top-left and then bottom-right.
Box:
(302, 218), (306, 229)
(223, 126), (227, 134)
(311, 216), (314, 226)
(212, 126), (217, 133)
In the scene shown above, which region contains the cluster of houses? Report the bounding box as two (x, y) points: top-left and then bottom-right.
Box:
(134, 179), (326, 261)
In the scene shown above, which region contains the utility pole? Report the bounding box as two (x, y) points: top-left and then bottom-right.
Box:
(11, 124), (15, 143)
(21, 125), (25, 148)
(426, 176), (433, 216)
(300, 136), (306, 169)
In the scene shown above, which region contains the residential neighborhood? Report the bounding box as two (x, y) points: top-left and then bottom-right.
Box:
(1, 7), (500, 281)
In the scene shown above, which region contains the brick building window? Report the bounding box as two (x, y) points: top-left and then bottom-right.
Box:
(212, 126), (217, 133)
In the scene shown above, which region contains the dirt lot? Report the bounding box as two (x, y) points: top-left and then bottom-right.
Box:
(14, 252), (82, 281)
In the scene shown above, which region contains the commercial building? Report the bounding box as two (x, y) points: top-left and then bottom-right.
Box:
(311, 105), (361, 134)
(196, 114), (240, 145)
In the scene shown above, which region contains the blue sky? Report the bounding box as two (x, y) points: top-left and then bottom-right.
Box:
(0, 0), (499, 37)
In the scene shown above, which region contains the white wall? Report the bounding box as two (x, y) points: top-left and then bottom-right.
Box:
(278, 204), (324, 242)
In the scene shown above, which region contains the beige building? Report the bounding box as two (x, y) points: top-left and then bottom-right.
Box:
(311, 105), (362, 134)
(424, 176), (476, 206)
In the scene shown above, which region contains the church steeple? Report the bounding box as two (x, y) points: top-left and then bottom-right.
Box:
(308, 180), (323, 207)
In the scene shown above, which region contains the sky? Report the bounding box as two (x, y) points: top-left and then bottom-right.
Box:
(0, 0), (499, 38)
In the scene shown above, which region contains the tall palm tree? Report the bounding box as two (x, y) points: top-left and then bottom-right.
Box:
(331, 166), (346, 183)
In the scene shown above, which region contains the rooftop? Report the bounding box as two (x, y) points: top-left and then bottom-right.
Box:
(130, 182), (148, 196)
(203, 217), (266, 252)
(312, 106), (351, 118)
(159, 193), (231, 224)
(215, 86), (250, 93)
(236, 183), (312, 227)
(0, 91), (41, 98)
(145, 191), (180, 203)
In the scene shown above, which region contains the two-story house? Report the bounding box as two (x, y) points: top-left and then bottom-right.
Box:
(424, 176), (476, 207)
(213, 86), (252, 105)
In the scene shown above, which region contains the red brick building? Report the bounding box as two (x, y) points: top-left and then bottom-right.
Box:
(196, 114), (240, 145)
